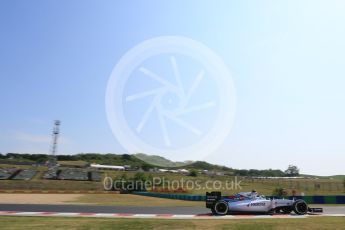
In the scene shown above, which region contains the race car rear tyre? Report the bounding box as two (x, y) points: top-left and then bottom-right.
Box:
(292, 200), (308, 215)
(214, 200), (229, 215)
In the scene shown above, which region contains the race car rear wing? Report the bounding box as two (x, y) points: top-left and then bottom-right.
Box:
(206, 191), (221, 208)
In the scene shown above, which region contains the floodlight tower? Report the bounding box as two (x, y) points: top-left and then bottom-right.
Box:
(49, 120), (61, 167)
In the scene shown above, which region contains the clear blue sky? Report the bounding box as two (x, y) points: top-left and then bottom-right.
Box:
(1, 0), (345, 175)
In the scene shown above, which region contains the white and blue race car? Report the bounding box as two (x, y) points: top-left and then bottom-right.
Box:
(206, 191), (323, 215)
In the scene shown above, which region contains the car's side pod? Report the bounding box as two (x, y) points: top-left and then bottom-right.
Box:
(206, 191), (221, 209)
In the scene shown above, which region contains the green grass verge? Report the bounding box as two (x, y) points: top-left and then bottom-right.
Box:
(67, 194), (204, 207)
(0, 216), (344, 230)
(1, 163), (344, 195)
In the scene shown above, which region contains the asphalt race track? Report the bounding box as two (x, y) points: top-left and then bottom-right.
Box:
(0, 204), (207, 215)
(1, 204), (345, 215)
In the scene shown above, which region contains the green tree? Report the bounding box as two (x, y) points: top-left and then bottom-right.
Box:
(133, 172), (147, 182)
(141, 164), (151, 171)
(189, 169), (198, 177)
(284, 165), (300, 177)
(121, 154), (131, 160)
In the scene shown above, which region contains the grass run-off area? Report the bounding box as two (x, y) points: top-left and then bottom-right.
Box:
(0, 216), (344, 230)
(0, 193), (203, 207)
(1, 163), (344, 195)
(66, 194), (203, 207)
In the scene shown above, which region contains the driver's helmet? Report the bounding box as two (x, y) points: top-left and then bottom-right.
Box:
(250, 190), (258, 198)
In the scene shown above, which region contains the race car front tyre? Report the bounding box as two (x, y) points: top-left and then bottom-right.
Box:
(213, 200), (229, 215)
(292, 200), (308, 215)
